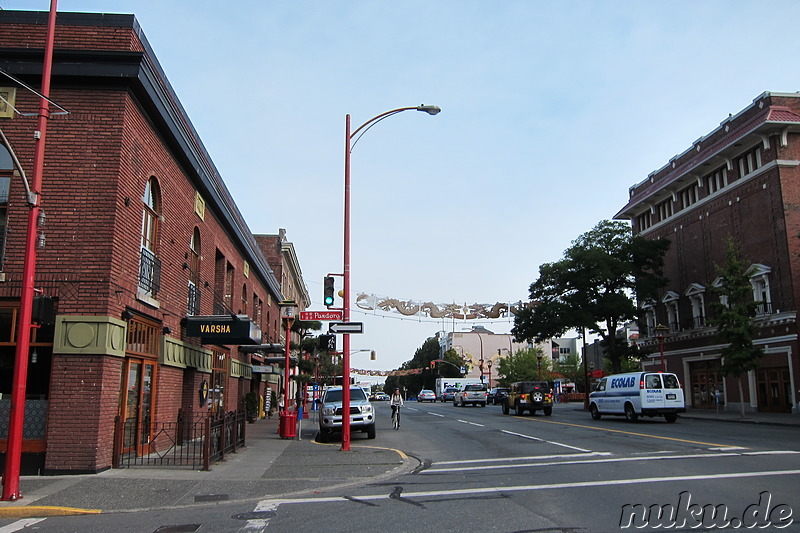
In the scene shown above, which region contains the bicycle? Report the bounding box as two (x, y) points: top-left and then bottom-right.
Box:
(391, 406), (400, 430)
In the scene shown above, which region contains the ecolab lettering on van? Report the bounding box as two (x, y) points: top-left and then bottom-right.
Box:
(610, 376), (637, 389)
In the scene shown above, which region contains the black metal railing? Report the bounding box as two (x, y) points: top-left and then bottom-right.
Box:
(138, 247), (162, 296)
(113, 409), (246, 470)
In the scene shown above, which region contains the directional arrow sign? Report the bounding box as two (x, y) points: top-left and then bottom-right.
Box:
(329, 322), (364, 334)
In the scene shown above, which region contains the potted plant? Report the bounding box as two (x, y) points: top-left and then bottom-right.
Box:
(244, 391), (259, 423)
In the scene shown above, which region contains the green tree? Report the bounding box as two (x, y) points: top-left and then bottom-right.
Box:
(513, 220), (669, 374)
(554, 353), (584, 392)
(708, 239), (764, 418)
(495, 346), (550, 384)
(433, 348), (464, 378)
(385, 337), (441, 396)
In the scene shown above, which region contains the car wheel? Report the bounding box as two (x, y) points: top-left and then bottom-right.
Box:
(624, 403), (638, 422)
(543, 406), (553, 416)
(366, 424), (376, 438)
(317, 428), (328, 443)
(589, 403), (601, 420)
(502, 402), (509, 415)
(515, 402), (525, 416)
(664, 413), (678, 423)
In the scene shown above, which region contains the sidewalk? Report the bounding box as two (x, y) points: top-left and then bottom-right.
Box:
(0, 414), (414, 519)
(679, 406), (800, 427)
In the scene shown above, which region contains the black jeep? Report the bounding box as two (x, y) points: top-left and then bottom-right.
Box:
(502, 381), (553, 416)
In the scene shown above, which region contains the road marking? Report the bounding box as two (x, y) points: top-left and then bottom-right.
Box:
(457, 419), (484, 427)
(0, 519), (47, 533)
(256, 469), (800, 506)
(422, 450), (799, 474)
(436, 451), (611, 466)
(428, 412), (445, 417)
(519, 417), (742, 448)
(502, 429), (591, 452)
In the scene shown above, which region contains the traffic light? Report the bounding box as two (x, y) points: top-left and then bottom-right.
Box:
(370, 350), (376, 361)
(430, 360), (436, 369)
(323, 276), (335, 306)
(319, 334), (336, 353)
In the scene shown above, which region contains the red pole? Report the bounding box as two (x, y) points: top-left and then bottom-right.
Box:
(283, 317), (292, 411)
(342, 114), (352, 451)
(2, 0), (58, 502)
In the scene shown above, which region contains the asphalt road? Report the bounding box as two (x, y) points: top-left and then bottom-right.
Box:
(8, 401), (800, 532)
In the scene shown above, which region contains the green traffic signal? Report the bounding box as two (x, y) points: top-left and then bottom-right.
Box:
(323, 276), (335, 306)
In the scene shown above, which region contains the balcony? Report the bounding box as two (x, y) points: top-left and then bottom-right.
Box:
(138, 248), (162, 297)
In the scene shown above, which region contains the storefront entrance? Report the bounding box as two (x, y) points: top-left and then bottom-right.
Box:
(119, 316), (160, 456)
(689, 359), (724, 409)
(756, 366), (792, 413)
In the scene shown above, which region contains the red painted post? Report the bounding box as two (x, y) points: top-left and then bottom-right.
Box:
(2, 0), (58, 502)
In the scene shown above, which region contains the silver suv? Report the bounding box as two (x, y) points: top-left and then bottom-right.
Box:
(454, 383), (488, 407)
(318, 386), (376, 442)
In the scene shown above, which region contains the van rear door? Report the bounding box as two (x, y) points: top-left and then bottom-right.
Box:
(662, 373), (684, 408)
(642, 373), (666, 410)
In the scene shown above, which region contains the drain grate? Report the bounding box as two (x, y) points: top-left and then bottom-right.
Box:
(193, 494), (229, 502)
(232, 511), (278, 520)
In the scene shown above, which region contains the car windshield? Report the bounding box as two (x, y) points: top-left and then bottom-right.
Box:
(323, 388), (367, 403)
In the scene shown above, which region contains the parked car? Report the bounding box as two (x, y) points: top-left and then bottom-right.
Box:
(454, 383), (488, 407)
(440, 387), (459, 402)
(502, 381), (553, 416)
(418, 389), (437, 402)
(373, 392), (389, 401)
(488, 387), (509, 405)
(318, 386), (376, 441)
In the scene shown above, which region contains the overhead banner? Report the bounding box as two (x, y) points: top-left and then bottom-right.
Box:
(355, 294), (526, 320)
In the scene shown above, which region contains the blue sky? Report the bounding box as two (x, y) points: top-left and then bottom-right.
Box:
(5, 1), (800, 374)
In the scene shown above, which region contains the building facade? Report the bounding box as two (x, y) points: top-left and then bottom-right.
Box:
(0, 10), (303, 474)
(616, 91), (800, 415)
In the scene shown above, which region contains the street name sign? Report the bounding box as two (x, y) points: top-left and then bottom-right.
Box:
(329, 322), (364, 334)
(300, 310), (343, 321)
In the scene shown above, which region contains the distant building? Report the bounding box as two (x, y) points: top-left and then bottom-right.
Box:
(616, 91), (800, 414)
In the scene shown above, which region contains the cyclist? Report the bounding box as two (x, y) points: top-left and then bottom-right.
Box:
(390, 388), (404, 427)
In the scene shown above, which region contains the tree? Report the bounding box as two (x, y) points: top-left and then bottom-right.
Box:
(495, 346), (550, 385)
(385, 337), (441, 395)
(513, 220), (669, 374)
(554, 354), (584, 392)
(708, 238), (764, 418)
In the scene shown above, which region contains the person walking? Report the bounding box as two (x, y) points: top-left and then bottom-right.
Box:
(264, 389), (272, 419)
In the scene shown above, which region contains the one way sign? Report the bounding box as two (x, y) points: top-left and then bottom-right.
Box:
(328, 322), (364, 334)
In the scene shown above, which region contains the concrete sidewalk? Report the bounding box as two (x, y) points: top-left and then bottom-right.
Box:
(0, 414), (413, 518)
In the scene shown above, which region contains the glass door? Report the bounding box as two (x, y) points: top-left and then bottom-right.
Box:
(120, 358), (156, 455)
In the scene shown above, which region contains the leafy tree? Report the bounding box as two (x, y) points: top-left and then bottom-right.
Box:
(495, 346), (550, 385)
(708, 238), (764, 418)
(554, 354), (584, 392)
(434, 348), (465, 378)
(384, 337), (441, 396)
(513, 220), (669, 374)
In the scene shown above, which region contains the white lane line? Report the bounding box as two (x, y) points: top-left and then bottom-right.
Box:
(256, 470), (800, 507)
(709, 446), (747, 451)
(428, 412), (445, 417)
(502, 429), (591, 452)
(423, 450), (800, 474)
(0, 519), (47, 533)
(436, 451), (611, 466)
(457, 419), (484, 427)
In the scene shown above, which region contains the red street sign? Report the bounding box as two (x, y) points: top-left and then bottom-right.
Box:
(299, 311), (343, 321)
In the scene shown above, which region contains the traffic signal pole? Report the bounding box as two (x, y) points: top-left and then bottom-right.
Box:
(2, 0), (58, 501)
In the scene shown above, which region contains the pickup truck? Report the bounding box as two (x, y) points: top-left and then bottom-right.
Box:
(453, 383), (488, 407)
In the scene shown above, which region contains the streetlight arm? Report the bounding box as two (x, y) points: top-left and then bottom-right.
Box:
(350, 105), (441, 144)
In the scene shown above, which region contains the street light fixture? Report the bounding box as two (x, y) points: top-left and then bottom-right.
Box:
(341, 104), (440, 451)
(654, 324), (669, 373)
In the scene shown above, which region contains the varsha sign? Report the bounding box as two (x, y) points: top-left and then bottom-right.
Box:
(185, 315), (262, 345)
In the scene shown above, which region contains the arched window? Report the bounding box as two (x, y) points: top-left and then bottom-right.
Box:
(138, 178), (162, 299)
(187, 228), (201, 315)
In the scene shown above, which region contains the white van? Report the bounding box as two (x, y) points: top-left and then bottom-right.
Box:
(589, 372), (685, 423)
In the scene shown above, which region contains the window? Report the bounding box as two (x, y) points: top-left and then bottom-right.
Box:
(685, 284), (706, 328)
(187, 228), (201, 315)
(747, 264), (772, 315)
(712, 277), (728, 308)
(642, 303), (656, 337)
(680, 182), (699, 209)
(646, 374), (662, 389)
(737, 145), (761, 177)
(704, 167), (726, 194)
(241, 284), (248, 315)
(656, 198), (673, 221)
(0, 145), (11, 270)
(661, 291), (680, 333)
(636, 211), (652, 231)
(139, 178), (162, 298)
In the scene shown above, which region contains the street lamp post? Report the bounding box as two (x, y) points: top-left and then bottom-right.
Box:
(487, 360), (493, 389)
(655, 324), (669, 373)
(537, 353), (543, 380)
(342, 104), (440, 451)
(279, 300), (296, 438)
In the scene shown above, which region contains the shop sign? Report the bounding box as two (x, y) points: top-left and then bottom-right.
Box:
(185, 315), (262, 345)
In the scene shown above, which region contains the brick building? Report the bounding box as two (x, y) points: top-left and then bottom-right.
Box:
(616, 92), (800, 415)
(0, 10), (302, 474)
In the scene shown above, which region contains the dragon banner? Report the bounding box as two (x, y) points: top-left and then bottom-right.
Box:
(355, 293), (526, 320)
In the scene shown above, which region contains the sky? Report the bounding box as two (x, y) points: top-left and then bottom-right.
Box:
(5, 1), (800, 377)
